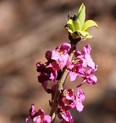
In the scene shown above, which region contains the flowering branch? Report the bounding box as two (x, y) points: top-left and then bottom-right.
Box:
(25, 3), (98, 123)
(50, 44), (77, 121)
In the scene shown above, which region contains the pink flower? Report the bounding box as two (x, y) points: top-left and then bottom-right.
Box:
(36, 62), (58, 90)
(51, 43), (71, 69)
(75, 45), (95, 69)
(36, 42), (72, 88)
(25, 104), (51, 123)
(68, 45), (97, 84)
(82, 45), (95, 69)
(58, 108), (73, 123)
(60, 42), (71, 53)
(59, 89), (76, 110)
(68, 64), (85, 81)
(75, 88), (85, 112)
(25, 104), (35, 122)
(82, 67), (97, 85)
(33, 109), (51, 123)
(63, 89), (75, 100)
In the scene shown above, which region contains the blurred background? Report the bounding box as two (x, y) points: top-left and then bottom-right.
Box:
(0, 0), (116, 123)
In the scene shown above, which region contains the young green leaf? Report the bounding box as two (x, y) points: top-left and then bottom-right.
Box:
(77, 3), (85, 29)
(65, 3), (98, 40)
(77, 30), (93, 39)
(67, 19), (81, 33)
(85, 34), (93, 38)
(73, 19), (81, 31)
(67, 19), (75, 33)
(77, 30), (88, 37)
(82, 20), (98, 31)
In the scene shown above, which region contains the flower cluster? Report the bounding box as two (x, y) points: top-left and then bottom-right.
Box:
(25, 42), (97, 123)
(25, 104), (51, 123)
(25, 3), (98, 123)
(25, 88), (85, 123)
(36, 43), (97, 91)
(68, 44), (97, 85)
(36, 43), (71, 91)
(57, 88), (85, 123)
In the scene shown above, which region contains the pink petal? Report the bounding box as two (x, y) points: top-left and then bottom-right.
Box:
(76, 101), (84, 112)
(69, 72), (77, 81)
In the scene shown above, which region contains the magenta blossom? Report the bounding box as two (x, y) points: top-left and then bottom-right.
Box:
(75, 45), (95, 69)
(51, 43), (71, 69)
(36, 62), (58, 90)
(59, 89), (76, 110)
(63, 89), (75, 100)
(25, 104), (36, 122)
(82, 67), (97, 85)
(68, 44), (97, 83)
(75, 88), (85, 112)
(68, 63), (85, 81)
(25, 104), (51, 123)
(58, 108), (73, 123)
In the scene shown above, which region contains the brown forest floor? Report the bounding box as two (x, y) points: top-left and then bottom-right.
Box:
(0, 0), (116, 123)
